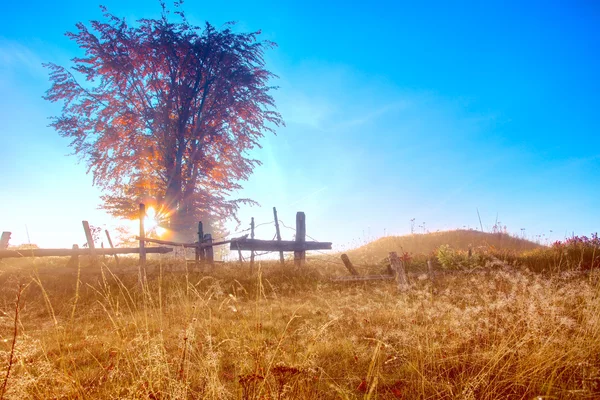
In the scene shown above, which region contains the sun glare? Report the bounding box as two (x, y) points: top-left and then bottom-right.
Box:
(144, 206), (166, 237)
(145, 207), (157, 229)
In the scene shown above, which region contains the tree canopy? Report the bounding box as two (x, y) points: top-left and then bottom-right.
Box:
(44, 3), (283, 239)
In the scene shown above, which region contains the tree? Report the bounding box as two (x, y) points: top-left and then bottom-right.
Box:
(44, 3), (284, 239)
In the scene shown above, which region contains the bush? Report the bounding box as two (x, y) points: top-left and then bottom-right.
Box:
(436, 244), (490, 270)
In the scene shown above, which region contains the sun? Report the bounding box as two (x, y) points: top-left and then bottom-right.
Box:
(145, 207), (167, 237)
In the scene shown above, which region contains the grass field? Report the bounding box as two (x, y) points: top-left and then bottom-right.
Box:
(0, 231), (599, 399)
(343, 230), (542, 265)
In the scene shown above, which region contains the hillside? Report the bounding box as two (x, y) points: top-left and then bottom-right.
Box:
(343, 229), (542, 264)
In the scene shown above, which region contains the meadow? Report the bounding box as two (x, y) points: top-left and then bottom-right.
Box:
(0, 231), (599, 399)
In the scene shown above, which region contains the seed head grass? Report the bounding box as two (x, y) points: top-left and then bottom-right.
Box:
(0, 247), (599, 399)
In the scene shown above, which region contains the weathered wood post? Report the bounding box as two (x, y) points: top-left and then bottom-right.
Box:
(139, 204), (146, 273)
(82, 221), (98, 265)
(195, 221), (204, 267)
(66, 244), (79, 268)
(199, 222), (205, 261)
(250, 217), (255, 271)
(389, 252), (409, 291)
(0, 232), (11, 250)
(203, 233), (214, 267)
(237, 242), (244, 266)
(295, 212), (306, 267)
(273, 207), (285, 266)
(105, 230), (120, 265)
(341, 254), (359, 276)
(427, 259), (435, 282)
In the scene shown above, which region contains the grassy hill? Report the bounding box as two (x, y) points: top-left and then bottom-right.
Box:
(343, 229), (542, 264)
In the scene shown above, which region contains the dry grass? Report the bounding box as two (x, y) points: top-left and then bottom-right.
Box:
(345, 230), (541, 265)
(0, 254), (599, 399)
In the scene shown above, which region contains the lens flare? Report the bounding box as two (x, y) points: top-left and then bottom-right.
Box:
(144, 206), (166, 237)
(144, 207), (158, 230)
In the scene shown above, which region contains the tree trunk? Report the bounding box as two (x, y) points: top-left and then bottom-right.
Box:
(165, 133), (187, 234)
(169, 202), (197, 242)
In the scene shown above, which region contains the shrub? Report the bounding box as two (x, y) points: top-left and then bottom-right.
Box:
(436, 244), (490, 270)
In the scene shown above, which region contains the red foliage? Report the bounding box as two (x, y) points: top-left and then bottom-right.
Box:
(550, 233), (600, 270)
(399, 251), (412, 263)
(44, 4), (284, 237)
(357, 379), (368, 392)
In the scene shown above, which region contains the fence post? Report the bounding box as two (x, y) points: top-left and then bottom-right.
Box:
(66, 244), (79, 268)
(105, 230), (120, 265)
(82, 221), (98, 265)
(0, 232), (11, 250)
(196, 221), (204, 267)
(341, 254), (359, 276)
(273, 207), (284, 266)
(427, 259), (435, 282)
(250, 217), (255, 271)
(237, 242), (244, 266)
(139, 204), (146, 276)
(204, 233), (214, 267)
(295, 212), (306, 267)
(389, 252), (409, 291)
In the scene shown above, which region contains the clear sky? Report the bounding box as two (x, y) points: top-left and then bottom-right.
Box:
(0, 0), (598, 250)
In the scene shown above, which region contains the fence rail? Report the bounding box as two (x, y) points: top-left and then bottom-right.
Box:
(230, 238), (332, 252)
(0, 247), (172, 258)
(0, 205), (333, 272)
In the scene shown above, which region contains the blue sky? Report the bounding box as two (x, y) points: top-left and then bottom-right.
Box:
(0, 0), (598, 249)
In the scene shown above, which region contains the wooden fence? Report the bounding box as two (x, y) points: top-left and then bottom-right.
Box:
(0, 204), (172, 271)
(137, 209), (332, 269)
(332, 251), (410, 291)
(0, 204), (333, 272)
(1, 206), (419, 292)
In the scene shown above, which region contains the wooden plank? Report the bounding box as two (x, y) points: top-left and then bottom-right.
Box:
(389, 252), (409, 291)
(273, 207), (284, 265)
(331, 275), (394, 282)
(187, 259), (226, 264)
(0, 232), (11, 250)
(0, 247), (173, 258)
(236, 240), (243, 265)
(82, 221), (98, 265)
(82, 221), (96, 252)
(295, 212), (306, 267)
(136, 236), (197, 248)
(105, 230), (119, 265)
(135, 236), (232, 248)
(341, 254), (359, 276)
(229, 239), (332, 252)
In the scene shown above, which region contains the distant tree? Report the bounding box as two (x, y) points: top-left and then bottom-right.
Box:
(44, 2), (283, 239)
